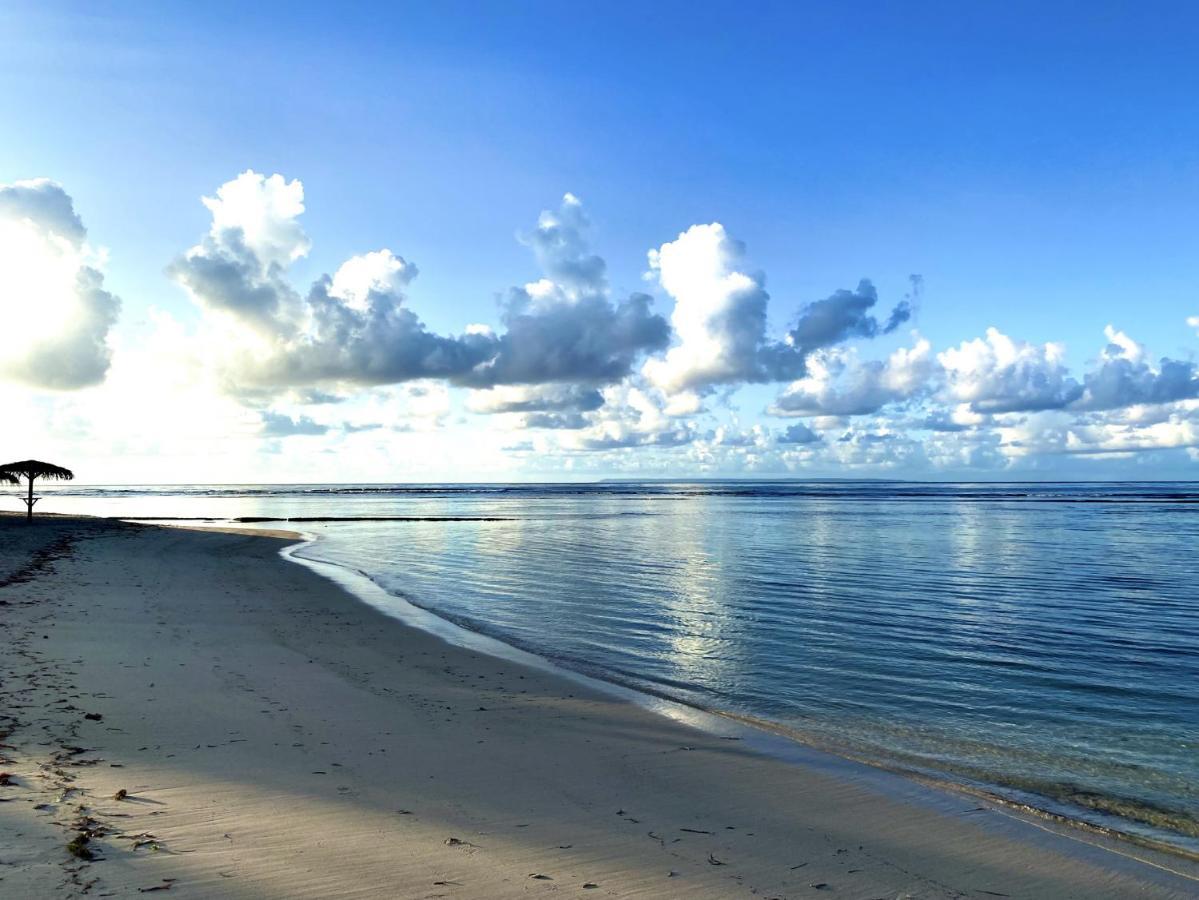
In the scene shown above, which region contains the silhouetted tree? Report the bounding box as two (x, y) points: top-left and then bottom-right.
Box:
(0, 460), (74, 521)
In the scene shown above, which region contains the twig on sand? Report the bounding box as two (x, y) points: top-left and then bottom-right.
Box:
(138, 879), (177, 893)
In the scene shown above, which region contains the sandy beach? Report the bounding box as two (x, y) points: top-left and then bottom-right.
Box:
(1, 515), (1196, 899)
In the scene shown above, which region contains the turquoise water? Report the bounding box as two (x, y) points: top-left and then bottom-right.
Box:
(24, 481), (1199, 851)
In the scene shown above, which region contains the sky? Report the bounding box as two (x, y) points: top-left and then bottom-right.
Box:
(1, 1), (1198, 483)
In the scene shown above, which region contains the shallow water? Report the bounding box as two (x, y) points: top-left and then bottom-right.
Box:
(23, 480), (1199, 851)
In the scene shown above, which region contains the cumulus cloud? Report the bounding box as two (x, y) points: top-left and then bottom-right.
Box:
(239, 274), (497, 387)
(992, 405), (1199, 458)
(1065, 414), (1199, 455)
(783, 279), (912, 357)
(771, 337), (933, 417)
(0, 179), (86, 241)
(459, 194), (669, 388)
(171, 178), (666, 398)
(329, 249), (418, 311)
(935, 325), (1199, 419)
(939, 328), (1082, 413)
(642, 223), (911, 400)
(642, 223), (777, 395)
(762, 322), (1199, 470)
(703, 425), (769, 449)
(1073, 326), (1199, 411)
(460, 285), (668, 388)
(167, 172), (310, 333)
(0, 179), (120, 389)
(204, 171), (311, 267)
(559, 383), (696, 451)
(521, 193), (607, 298)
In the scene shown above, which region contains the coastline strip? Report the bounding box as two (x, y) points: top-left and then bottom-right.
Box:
(1, 515), (1195, 899)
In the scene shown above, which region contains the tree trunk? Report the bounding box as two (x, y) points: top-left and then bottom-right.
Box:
(26, 475), (33, 522)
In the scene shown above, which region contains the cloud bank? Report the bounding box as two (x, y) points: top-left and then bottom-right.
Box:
(9, 168), (1196, 479)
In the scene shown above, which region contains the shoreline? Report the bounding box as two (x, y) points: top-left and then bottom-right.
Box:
(281, 526), (1199, 860)
(1, 515), (1196, 897)
(284, 531), (1199, 865)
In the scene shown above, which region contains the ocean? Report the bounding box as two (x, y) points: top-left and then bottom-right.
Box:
(17, 480), (1199, 853)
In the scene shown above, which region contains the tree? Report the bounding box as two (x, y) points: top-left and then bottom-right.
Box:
(0, 460), (74, 521)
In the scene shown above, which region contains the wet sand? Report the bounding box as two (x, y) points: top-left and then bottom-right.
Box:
(1, 515), (1196, 898)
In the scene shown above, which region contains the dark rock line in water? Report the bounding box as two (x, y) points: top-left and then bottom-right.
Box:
(233, 516), (517, 523)
(118, 516), (517, 523)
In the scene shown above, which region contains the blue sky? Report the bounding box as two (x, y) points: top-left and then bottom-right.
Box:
(1, 2), (1198, 481)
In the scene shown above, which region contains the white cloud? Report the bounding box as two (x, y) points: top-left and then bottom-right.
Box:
(823, 422), (927, 470)
(938, 328), (1081, 413)
(993, 405), (1199, 458)
(771, 337), (933, 417)
(1066, 414), (1199, 455)
(460, 194), (669, 388)
(642, 223), (773, 396)
(330, 249), (417, 311)
(1073, 325), (1199, 411)
(521, 192), (606, 300)
(560, 383), (695, 451)
(202, 170), (310, 268)
(0, 179), (120, 389)
(642, 223), (913, 403)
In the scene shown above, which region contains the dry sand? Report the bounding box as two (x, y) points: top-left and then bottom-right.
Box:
(0, 515), (1196, 898)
